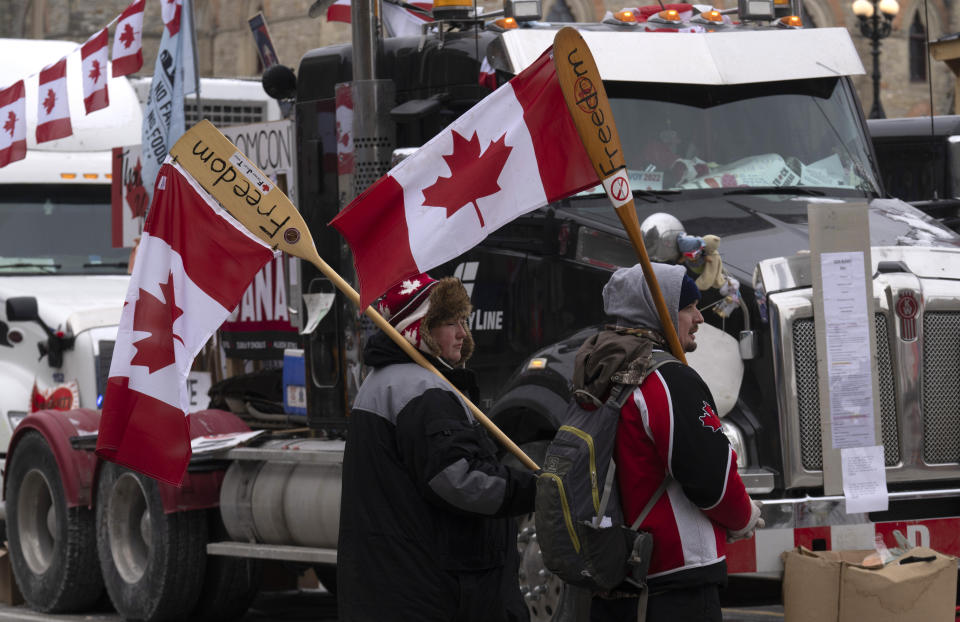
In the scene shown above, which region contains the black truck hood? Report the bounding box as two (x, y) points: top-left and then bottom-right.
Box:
(556, 192), (960, 283)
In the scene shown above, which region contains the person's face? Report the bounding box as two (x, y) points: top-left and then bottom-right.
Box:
(677, 302), (704, 352)
(431, 318), (467, 363)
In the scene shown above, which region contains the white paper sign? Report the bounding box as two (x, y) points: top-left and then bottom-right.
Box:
(841, 445), (888, 513)
(300, 293), (336, 335)
(821, 252), (877, 449)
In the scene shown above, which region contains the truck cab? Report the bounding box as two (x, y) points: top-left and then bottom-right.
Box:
(295, 8), (960, 618)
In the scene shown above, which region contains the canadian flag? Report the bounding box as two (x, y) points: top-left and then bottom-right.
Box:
(81, 28), (110, 114)
(0, 80), (26, 168)
(96, 159), (276, 485)
(327, 0), (433, 37)
(112, 0), (145, 77)
(36, 58), (72, 143)
(162, 0), (183, 35)
(478, 57), (497, 90)
(331, 48), (598, 308)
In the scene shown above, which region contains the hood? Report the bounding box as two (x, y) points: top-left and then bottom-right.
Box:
(603, 263), (686, 332)
(0, 275), (129, 333)
(560, 194), (960, 283)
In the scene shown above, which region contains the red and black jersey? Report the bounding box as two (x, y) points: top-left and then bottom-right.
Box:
(615, 358), (753, 589)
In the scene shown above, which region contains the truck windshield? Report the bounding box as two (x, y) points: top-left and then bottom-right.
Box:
(578, 77), (880, 196)
(0, 185), (130, 275)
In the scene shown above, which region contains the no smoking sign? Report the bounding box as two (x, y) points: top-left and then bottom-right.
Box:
(602, 170), (632, 207)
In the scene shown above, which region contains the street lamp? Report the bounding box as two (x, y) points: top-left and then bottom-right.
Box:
(852, 0), (900, 118)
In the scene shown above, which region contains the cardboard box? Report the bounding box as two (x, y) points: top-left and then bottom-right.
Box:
(0, 548), (23, 606)
(782, 546), (957, 622)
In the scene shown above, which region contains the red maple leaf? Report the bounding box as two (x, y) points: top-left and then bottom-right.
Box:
(130, 271), (184, 374)
(42, 89), (56, 115)
(3, 111), (15, 137)
(89, 60), (103, 84)
(699, 402), (722, 432)
(421, 130), (513, 227)
(120, 23), (135, 49)
(125, 158), (149, 219)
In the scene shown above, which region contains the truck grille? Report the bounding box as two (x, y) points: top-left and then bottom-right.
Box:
(793, 314), (900, 471)
(921, 312), (960, 464)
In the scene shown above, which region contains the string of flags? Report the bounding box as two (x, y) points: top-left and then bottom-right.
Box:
(0, 0), (148, 168)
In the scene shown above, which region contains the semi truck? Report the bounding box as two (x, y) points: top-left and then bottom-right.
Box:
(4, 5), (960, 622)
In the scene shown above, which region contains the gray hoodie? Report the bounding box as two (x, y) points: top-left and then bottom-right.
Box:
(602, 262), (686, 332)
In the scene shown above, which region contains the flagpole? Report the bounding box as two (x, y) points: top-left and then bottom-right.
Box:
(551, 27), (687, 365)
(169, 121), (540, 472)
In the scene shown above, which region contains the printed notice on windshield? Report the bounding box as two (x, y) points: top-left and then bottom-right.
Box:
(841, 445), (888, 513)
(821, 251), (877, 449)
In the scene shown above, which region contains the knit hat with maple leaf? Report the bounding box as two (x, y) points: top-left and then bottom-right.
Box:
(377, 274), (474, 363)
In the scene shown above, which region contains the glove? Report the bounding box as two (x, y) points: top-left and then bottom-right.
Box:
(727, 499), (765, 543)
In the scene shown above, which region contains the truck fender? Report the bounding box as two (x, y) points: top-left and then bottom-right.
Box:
(4, 408), (101, 508)
(154, 408), (252, 514)
(490, 384), (568, 445)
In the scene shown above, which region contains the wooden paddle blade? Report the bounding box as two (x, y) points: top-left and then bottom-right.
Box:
(169, 120), (322, 266)
(552, 27), (632, 212)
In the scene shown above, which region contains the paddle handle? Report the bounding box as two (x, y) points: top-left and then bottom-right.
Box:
(552, 27), (687, 364)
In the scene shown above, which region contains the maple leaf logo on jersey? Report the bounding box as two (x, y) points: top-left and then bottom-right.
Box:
(421, 130), (513, 227)
(42, 89), (56, 115)
(130, 271), (184, 374)
(3, 111), (15, 137)
(700, 402), (722, 432)
(120, 23), (136, 48)
(89, 60), (103, 84)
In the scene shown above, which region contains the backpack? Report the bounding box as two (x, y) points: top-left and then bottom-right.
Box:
(535, 352), (676, 593)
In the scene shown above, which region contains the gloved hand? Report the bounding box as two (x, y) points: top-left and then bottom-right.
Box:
(727, 499), (765, 543)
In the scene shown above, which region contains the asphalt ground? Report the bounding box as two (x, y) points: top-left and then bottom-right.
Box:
(0, 591), (783, 622)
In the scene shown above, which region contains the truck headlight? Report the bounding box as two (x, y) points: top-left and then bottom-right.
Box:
(720, 420), (747, 468)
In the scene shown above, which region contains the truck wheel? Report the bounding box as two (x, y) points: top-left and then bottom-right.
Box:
(96, 462), (206, 621)
(504, 439), (567, 622)
(6, 431), (103, 612)
(191, 511), (263, 622)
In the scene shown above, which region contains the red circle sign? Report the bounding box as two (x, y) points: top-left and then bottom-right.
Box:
(610, 176), (629, 202)
(896, 292), (918, 319)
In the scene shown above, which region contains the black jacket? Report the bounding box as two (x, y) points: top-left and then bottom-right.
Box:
(337, 331), (536, 622)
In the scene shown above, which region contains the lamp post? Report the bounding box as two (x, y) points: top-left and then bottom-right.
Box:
(852, 0), (900, 119)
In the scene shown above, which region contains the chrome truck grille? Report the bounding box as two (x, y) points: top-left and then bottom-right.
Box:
(793, 315), (900, 470)
(921, 312), (960, 463)
(762, 247), (960, 489)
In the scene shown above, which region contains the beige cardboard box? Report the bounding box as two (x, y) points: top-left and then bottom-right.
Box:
(782, 546), (957, 622)
(0, 549), (23, 606)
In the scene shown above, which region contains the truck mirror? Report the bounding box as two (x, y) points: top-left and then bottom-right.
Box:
(6, 297), (39, 322)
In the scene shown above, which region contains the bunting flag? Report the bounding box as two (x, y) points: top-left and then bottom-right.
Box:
(81, 28), (110, 114)
(112, 0), (146, 77)
(36, 58), (72, 143)
(96, 159), (276, 485)
(330, 48), (598, 308)
(0, 80), (27, 168)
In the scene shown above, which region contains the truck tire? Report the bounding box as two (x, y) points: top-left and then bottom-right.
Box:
(506, 440), (567, 622)
(6, 431), (104, 612)
(96, 462), (207, 621)
(190, 511), (263, 622)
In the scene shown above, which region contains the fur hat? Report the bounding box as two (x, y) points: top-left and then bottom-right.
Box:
(377, 274), (474, 363)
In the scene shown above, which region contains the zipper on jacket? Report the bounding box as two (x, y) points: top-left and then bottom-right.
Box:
(558, 425), (600, 514)
(542, 472), (580, 553)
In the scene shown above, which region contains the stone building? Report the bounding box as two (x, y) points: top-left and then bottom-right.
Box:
(0, 0), (955, 117)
